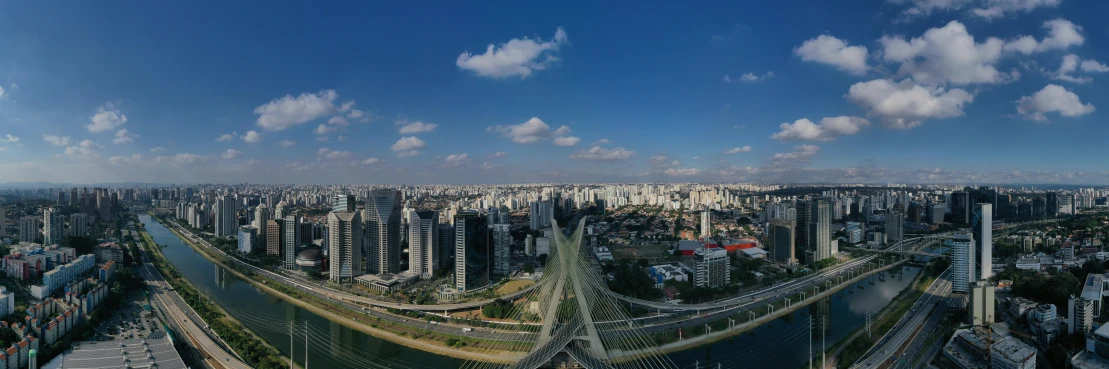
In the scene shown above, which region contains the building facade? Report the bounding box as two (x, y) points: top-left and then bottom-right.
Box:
(407, 210), (438, 279)
(363, 189), (402, 275)
(694, 247), (729, 288)
(768, 219), (795, 265)
(491, 223), (512, 279)
(952, 233), (975, 294)
(328, 211), (363, 284)
(454, 211), (489, 292)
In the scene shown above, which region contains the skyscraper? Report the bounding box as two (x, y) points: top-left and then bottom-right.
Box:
(768, 219), (795, 265)
(694, 247), (729, 288)
(885, 211), (904, 244)
(408, 210), (438, 279)
(328, 211), (363, 284)
(68, 213), (88, 238)
(454, 211), (490, 292)
(809, 197), (832, 263)
(794, 199), (811, 264)
(274, 201), (288, 220)
(43, 208), (63, 245)
(951, 191), (970, 225)
(332, 193), (356, 213)
(437, 223), (455, 273)
(1058, 194), (1076, 215)
(266, 219), (282, 256)
(237, 226), (257, 254)
(283, 214), (300, 270)
(491, 223), (512, 279)
(971, 203), (992, 280)
(529, 201), (551, 231)
(951, 233), (975, 293)
(1046, 192), (1059, 217)
(254, 203), (270, 244)
(363, 189), (402, 275)
(700, 207), (711, 238)
(19, 216), (38, 243)
(0, 206), (5, 238)
(214, 195), (238, 237)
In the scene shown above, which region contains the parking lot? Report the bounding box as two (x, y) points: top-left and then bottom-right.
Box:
(94, 290), (163, 341)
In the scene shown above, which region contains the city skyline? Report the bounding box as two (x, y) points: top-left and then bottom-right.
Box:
(1, 1), (1108, 185)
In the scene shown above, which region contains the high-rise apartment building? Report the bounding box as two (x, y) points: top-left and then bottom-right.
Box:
(1046, 192), (1059, 217)
(437, 223), (455, 274)
(363, 189), (402, 275)
(700, 207), (711, 238)
(454, 211), (489, 292)
(951, 233), (975, 293)
(332, 194), (356, 213)
(1058, 194), (1076, 215)
(283, 214), (300, 270)
(266, 219), (282, 256)
(237, 226), (256, 254)
(43, 208), (63, 245)
(68, 213), (88, 238)
(809, 197), (832, 263)
(951, 191), (970, 225)
(408, 210), (438, 279)
(0, 206), (5, 238)
(491, 223), (512, 279)
(928, 204), (945, 224)
(971, 203), (992, 280)
(794, 199), (811, 264)
(20, 216), (38, 243)
(529, 201), (552, 231)
(768, 219), (795, 265)
(214, 195), (237, 237)
(694, 247), (729, 288)
(328, 211), (363, 284)
(254, 203), (270, 244)
(885, 211), (904, 244)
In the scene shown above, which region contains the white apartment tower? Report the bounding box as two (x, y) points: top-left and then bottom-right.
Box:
(283, 214), (300, 270)
(700, 207), (711, 238)
(328, 211), (363, 284)
(43, 208), (63, 245)
(951, 233), (975, 294)
(215, 195), (238, 237)
(254, 203), (270, 244)
(694, 247), (729, 288)
(408, 210), (439, 279)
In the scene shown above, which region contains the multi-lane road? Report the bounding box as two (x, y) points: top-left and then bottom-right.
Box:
(851, 268), (951, 369)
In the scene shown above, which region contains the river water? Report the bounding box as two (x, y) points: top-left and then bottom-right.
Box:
(139, 215), (917, 369)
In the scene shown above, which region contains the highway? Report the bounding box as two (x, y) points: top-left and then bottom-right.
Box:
(851, 268), (951, 369)
(131, 223), (253, 369)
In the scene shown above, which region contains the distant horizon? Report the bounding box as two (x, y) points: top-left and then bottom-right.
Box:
(0, 180), (1101, 190)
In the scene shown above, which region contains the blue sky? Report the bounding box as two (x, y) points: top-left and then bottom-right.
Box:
(1, 0), (1108, 185)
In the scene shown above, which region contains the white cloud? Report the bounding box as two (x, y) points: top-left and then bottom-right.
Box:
(108, 154), (143, 165)
(64, 145), (99, 160)
(794, 35), (869, 75)
(42, 135), (70, 146)
(553, 136), (581, 146)
(880, 21), (1012, 85)
(361, 157), (381, 165)
(275, 140), (296, 148)
(456, 27), (568, 78)
(253, 90), (340, 131)
(649, 155), (679, 168)
(347, 109), (369, 122)
(220, 149), (242, 159)
(444, 153), (471, 167)
(391, 136), (427, 157)
(78, 139), (102, 149)
(1016, 84), (1095, 121)
(740, 71), (775, 82)
(87, 103), (127, 133)
(1, 134), (19, 143)
(149, 147), (165, 152)
(847, 79), (974, 129)
(396, 120), (439, 134)
(724, 146), (753, 154)
(242, 130), (263, 143)
(771, 145), (820, 164)
(771, 116), (870, 141)
(1050, 54), (1109, 84)
(973, 0), (1063, 19)
(1003, 19), (1083, 55)
(216, 132), (237, 142)
(112, 128), (137, 144)
(156, 153), (205, 165)
(487, 117), (573, 144)
(336, 135), (347, 142)
(328, 116), (350, 127)
(1081, 60), (1109, 73)
(314, 124), (338, 135)
(664, 168), (704, 176)
(592, 138), (611, 145)
(892, 0), (973, 17)
(489, 152), (508, 159)
(317, 148), (352, 160)
(570, 146), (636, 161)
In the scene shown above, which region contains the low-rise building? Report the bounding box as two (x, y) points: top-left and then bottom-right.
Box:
(944, 327), (1035, 369)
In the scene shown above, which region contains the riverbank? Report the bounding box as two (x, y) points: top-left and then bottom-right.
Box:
(151, 215), (523, 364)
(648, 258), (909, 357)
(136, 222), (298, 369)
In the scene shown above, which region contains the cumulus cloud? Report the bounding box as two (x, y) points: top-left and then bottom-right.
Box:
(242, 130), (263, 143)
(443, 153), (471, 167)
(87, 103), (127, 133)
(64, 144), (99, 159)
(254, 90), (340, 131)
(847, 79), (974, 129)
(724, 146), (753, 154)
(108, 154), (143, 165)
(488, 152), (508, 159)
(771, 145), (820, 164)
(1, 134), (20, 143)
(112, 129), (137, 144)
(314, 124), (338, 135)
(149, 147), (165, 152)
(347, 109), (372, 123)
(216, 132), (237, 142)
(794, 35), (869, 75)
(1016, 84), (1095, 121)
(487, 117), (574, 144)
(880, 21), (1014, 86)
(973, 0), (1062, 19)
(78, 139), (102, 149)
(1004, 19), (1083, 55)
(771, 116), (871, 141)
(649, 155), (680, 168)
(553, 136), (581, 146)
(361, 157), (381, 165)
(156, 153), (205, 165)
(275, 140), (296, 148)
(456, 27), (568, 78)
(221, 149), (242, 159)
(391, 136), (427, 157)
(328, 116), (350, 127)
(664, 168), (704, 177)
(317, 148), (352, 160)
(396, 120), (439, 134)
(725, 72), (775, 83)
(1051, 54), (1108, 83)
(43, 135), (70, 146)
(569, 146), (636, 161)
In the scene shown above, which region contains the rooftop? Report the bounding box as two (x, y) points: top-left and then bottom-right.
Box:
(43, 331), (186, 369)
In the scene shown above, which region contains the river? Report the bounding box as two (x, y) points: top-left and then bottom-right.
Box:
(139, 214), (917, 369)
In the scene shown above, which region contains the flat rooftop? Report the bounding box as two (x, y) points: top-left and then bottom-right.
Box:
(43, 331), (187, 369)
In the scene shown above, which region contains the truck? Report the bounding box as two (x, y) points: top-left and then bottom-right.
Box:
(462, 328), (473, 333)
